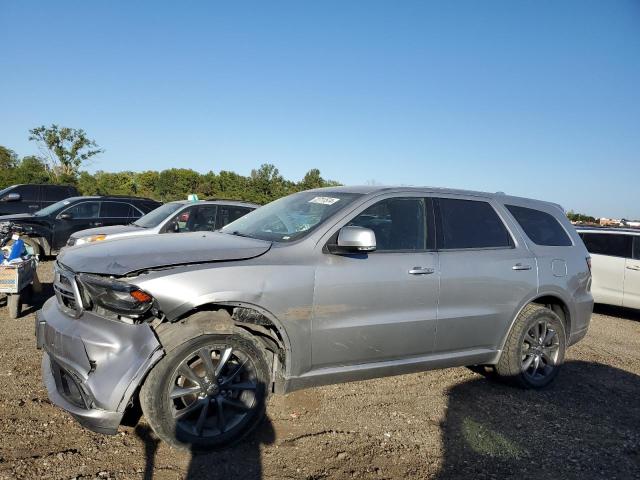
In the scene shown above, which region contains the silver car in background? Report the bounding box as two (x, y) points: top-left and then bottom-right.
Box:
(36, 186), (593, 450)
(66, 200), (258, 246)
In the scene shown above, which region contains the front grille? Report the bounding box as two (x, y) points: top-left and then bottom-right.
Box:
(54, 262), (83, 317)
(50, 358), (88, 409)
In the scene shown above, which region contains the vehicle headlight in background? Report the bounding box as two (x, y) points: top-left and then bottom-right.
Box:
(77, 273), (155, 318)
(74, 234), (108, 246)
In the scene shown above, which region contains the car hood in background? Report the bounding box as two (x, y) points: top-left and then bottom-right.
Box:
(0, 213), (37, 222)
(57, 231), (272, 276)
(70, 224), (143, 239)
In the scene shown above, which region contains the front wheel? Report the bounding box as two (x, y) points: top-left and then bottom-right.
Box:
(140, 331), (270, 451)
(495, 304), (566, 389)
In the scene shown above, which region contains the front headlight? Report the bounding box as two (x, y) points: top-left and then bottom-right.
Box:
(75, 234), (108, 246)
(77, 273), (155, 318)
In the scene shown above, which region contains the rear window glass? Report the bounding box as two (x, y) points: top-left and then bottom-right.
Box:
(579, 233), (632, 258)
(101, 202), (134, 217)
(506, 205), (572, 247)
(438, 198), (512, 249)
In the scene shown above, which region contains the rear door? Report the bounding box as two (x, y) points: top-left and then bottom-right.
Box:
(52, 201), (101, 249)
(623, 236), (640, 309)
(579, 232), (630, 306)
(216, 205), (253, 229)
(312, 195), (439, 368)
(435, 197), (538, 353)
(100, 201), (137, 227)
(41, 185), (73, 208)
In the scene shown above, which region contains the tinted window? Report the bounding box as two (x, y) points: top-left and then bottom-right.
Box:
(165, 206), (197, 233)
(216, 206), (251, 229)
(188, 205), (218, 231)
(506, 205), (572, 246)
(438, 198), (511, 249)
(43, 185), (72, 202)
(348, 197), (426, 251)
(64, 201), (100, 219)
(16, 185), (39, 202)
(579, 233), (632, 258)
(634, 237), (640, 260)
(101, 202), (133, 217)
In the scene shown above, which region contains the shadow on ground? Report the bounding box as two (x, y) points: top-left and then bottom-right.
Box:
(593, 303), (640, 322)
(135, 415), (275, 480)
(438, 360), (640, 479)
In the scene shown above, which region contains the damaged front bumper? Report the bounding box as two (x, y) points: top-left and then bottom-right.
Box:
(35, 297), (164, 435)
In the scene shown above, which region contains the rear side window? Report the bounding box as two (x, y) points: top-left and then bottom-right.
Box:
(101, 202), (134, 218)
(634, 237), (640, 260)
(216, 206), (252, 229)
(43, 185), (72, 202)
(579, 233), (632, 258)
(506, 205), (572, 247)
(437, 198), (512, 249)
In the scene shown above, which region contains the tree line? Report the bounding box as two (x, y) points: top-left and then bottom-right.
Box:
(0, 125), (340, 204)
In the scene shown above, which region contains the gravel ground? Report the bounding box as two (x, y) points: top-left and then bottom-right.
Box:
(0, 261), (638, 480)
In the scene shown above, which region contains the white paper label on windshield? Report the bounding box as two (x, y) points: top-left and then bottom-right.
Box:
(308, 196), (340, 205)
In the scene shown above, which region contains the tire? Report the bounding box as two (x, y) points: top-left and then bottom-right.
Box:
(7, 294), (21, 319)
(495, 304), (566, 389)
(140, 329), (271, 451)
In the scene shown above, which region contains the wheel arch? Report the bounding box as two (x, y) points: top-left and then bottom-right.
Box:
(498, 293), (572, 354)
(162, 301), (292, 393)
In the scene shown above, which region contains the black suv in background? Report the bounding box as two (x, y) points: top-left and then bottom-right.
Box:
(0, 195), (161, 255)
(0, 184), (79, 215)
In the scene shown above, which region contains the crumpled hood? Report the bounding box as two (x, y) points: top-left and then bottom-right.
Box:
(70, 224), (142, 239)
(58, 231), (272, 276)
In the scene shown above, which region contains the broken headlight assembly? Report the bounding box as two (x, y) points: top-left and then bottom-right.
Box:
(77, 273), (157, 320)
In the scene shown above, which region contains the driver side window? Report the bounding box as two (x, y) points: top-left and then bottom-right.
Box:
(348, 197), (427, 251)
(63, 202), (100, 219)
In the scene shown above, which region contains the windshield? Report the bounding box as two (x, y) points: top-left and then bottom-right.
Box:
(134, 203), (183, 228)
(34, 198), (75, 217)
(220, 191), (362, 242)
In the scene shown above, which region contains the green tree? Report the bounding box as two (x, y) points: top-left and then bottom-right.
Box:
(77, 171), (99, 195)
(13, 156), (51, 184)
(0, 146), (19, 187)
(155, 168), (201, 201)
(29, 125), (103, 180)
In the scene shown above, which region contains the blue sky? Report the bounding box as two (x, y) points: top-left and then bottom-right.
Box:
(1, 1), (639, 218)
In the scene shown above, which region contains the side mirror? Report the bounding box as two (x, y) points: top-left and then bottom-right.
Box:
(328, 226), (376, 254)
(2, 192), (20, 202)
(58, 213), (73, 220)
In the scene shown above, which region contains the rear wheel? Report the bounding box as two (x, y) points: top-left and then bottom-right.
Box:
(140, 330), (270, 451)
(495, 304), (566, 389)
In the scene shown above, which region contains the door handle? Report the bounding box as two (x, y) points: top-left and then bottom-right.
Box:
(28, 204), (39, 208)
(512, 263), (532, 271)
(626, 265), (640, 271)
(408, 267), (435, 275)
(92, 222), (103, 227)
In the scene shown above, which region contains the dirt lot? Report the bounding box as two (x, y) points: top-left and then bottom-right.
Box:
(0, 261), (639, 480)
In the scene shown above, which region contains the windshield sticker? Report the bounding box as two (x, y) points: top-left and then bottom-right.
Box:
(308, 196), (340, 205)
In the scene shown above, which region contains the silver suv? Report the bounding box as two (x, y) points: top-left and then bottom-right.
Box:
(36, 186), (593, 450)
(66, 200), (258, 247)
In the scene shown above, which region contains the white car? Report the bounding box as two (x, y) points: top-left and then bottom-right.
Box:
(577, 227), (640, 309)
(66, 199), (258, 247)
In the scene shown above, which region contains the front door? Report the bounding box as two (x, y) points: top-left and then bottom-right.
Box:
(52, 201), (101, 249)
(623, 236), (640, 309)
(312, 196), (439, 368)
